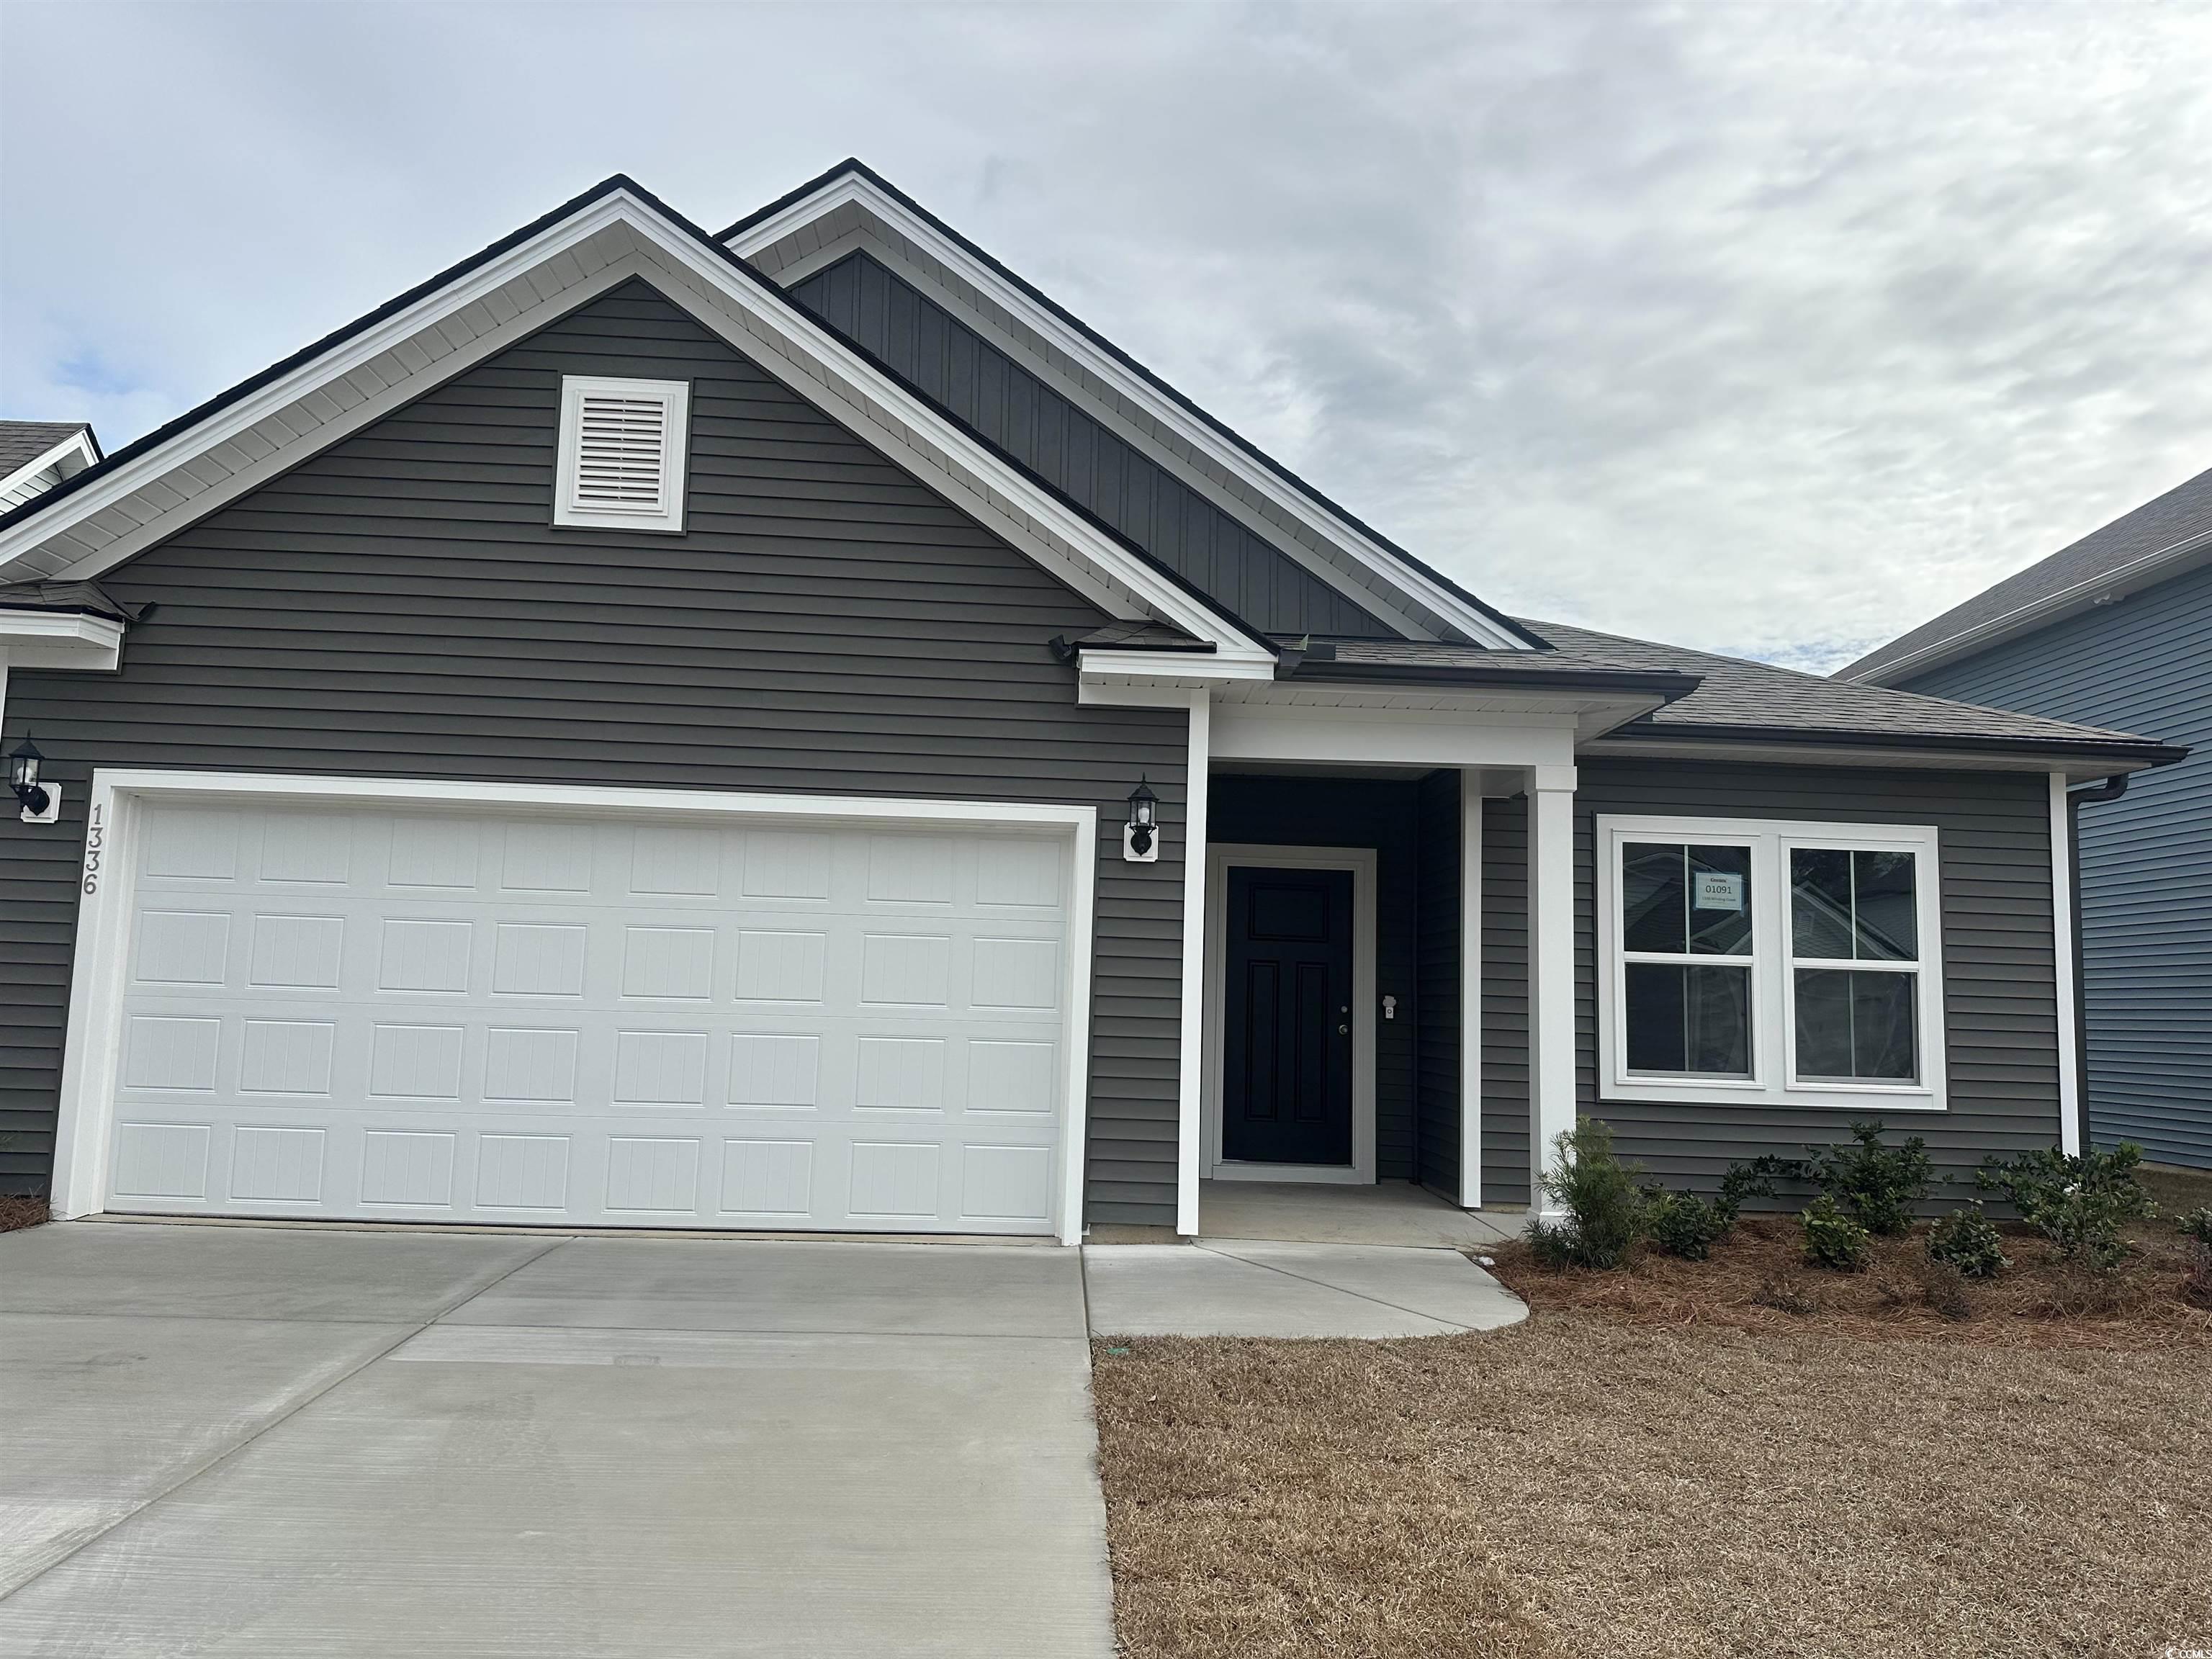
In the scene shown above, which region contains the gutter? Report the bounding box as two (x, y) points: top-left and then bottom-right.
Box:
(1603, 719), (2190, 768)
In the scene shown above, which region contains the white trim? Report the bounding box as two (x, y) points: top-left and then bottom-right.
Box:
(1210, 702), (1578, 769)
(1175, 696), (1210, 1235)
(1460, 770), (1483, 1208)
(50, 768), (1099, 1244)
(1527, 771), (1578, 1218)
(1592, 813), (1949, 1113)
(1200, 842), (1379, 1189)
(727, 172), (1532, 651)
(553, 374), (690, 534)
(0, 610), (125, 673)
(0, 428), (99, 505)
(2049, 773), (2083, 1156)
(0, 192), (1275, 670)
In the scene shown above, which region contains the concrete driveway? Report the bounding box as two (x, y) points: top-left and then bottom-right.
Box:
(0, 1221), (1112, 1658)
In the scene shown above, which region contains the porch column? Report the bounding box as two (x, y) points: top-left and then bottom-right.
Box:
(1459, 770), (1483, 1208)
(1526, 765), (1578, 1218)
(1175, 692), (1211, 1236)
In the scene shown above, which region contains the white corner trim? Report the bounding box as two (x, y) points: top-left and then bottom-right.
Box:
(1460, 770), (1483, 1208)
(48, 768), (1100, 1244)
(1176, 696), (1210, 1235)
(727, 173), (1532, 651)
(2049, 773), (2083, 1156)
(1199, 841), (1379, 1190)
(1590, 812), (1950, 1114)
(0, 428), (100, 503)
(553, 374), (690, 534)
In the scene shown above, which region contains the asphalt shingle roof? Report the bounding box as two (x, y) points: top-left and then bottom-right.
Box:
(0, 578), (138, 622)
(0, 421), (93, 475)
(1839, 464), (2212, 683)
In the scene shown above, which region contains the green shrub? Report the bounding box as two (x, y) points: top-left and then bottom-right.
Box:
(1801, 1195), (1871, 1272)
(1807, 1121), (1931, 1236)
(1716, 1154), (1799, 1224)
(1529, 1119), (1645, 1270)
(1643, 1187), (1730, 1261)
(2177, 1208), (2212, 1249)
(1977, 1143), (2156, 1273)
(1926, 1202), (2009, 1280)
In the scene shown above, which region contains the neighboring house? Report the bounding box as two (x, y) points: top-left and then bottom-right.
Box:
(0, 422), (101, 512)
(1840, 468), (2212, 1169)
(0, 164), (2186, 1242)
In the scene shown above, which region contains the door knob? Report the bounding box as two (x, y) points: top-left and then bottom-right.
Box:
(1338, 1023), (1349, 1035)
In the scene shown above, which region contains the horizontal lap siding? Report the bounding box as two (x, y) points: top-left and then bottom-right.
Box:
(1414, 770), (1460, 1196)
(1903, 561), (2212, 1169)
(1574, 761), (2062, 1187)
(0, 281), (1190, 1224)
(1209, 775), (1421, 1180)
(788, 253), (1394, 639)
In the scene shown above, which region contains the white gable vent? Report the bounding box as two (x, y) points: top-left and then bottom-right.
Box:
(554, 375), (691, 534)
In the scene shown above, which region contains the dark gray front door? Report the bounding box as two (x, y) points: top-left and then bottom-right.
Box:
(1222, 866), (1354, 1166)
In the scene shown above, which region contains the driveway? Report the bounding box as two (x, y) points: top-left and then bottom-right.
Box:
(0, 1221), (1112, 1658)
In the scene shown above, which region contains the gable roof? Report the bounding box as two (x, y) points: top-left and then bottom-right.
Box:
(0, 421), (98, 474)
(0, 421), (101, 507)
(722, 159), (1544, 653)
(1839, 463), (2212, 685)
(0, 176), (1277, 673)
(1530, 618), (2187, 768)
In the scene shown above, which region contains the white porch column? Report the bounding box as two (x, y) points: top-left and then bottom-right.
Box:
(1526, 765), (1578, 1218)
(1174, 693), (1211, 1237)
(2049, 772), (2083, 1156)
(1459, 770), (1483, 1208)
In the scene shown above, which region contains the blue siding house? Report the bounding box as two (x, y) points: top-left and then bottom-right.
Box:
(1841, 468), (2211, 1169)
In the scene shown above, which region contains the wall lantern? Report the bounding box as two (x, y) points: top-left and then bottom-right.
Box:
(1123, 777), (1159, 863)
(9, 736), (60, 824)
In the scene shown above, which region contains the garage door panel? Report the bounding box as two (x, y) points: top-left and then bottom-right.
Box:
(102, 801), (1074, 1235)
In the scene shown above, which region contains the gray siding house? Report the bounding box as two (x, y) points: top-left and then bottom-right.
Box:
(0, 164), (2185, 1241)
(1842, 469), (2212, 1168)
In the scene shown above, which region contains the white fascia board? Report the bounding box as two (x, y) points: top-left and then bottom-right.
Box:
(1843, 525), (2212, 687)
(2, 191), (1272, 662)
(727, 175), (1533, 652)
(0, 609), (124, 670)
(0, 431), (99, 504)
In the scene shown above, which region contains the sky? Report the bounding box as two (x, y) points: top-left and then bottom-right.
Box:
(4, 3), (2209, 672)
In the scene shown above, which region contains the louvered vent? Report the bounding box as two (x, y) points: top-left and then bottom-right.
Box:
(554, 375), (690, 533)
(572, 394), (669, 513)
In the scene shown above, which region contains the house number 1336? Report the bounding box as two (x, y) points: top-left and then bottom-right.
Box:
(81, 803), (104, 896)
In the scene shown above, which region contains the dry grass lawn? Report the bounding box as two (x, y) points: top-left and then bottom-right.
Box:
(1093, 1209), (2212, 1659)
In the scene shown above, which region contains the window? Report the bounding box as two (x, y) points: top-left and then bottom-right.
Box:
(1596, 815), (1946, 1110)
(553, 375), (691, 534)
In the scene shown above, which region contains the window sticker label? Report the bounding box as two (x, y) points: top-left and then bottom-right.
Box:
(1694, 872), (1745, 912)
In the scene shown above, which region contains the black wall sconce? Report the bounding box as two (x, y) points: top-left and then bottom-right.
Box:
(1123, 777), (1159, 863)
(9, 737), (60, 824)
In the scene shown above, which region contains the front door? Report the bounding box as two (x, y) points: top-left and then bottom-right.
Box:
(1222, 866), (1354, 1166)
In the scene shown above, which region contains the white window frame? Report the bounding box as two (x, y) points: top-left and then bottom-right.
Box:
(1595, 814), (1947, 1112)
(553, 374), (691, 534)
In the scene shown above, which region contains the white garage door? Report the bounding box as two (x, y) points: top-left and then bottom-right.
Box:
(98, 797), (1075, 1234)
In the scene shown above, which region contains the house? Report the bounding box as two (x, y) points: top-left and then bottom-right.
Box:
(0, 164), (2187, 1242)
(1840, 467), (2211, 1169)
(0, 422), (101, 512)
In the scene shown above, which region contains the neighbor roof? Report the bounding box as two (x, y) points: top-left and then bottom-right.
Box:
(1839, 464), (2212, 685)
(1527, 619), (2186, 763)
(0, 422), (98, 475)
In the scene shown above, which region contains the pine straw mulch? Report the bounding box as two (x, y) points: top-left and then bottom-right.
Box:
(0, 1195), (48, 1233)
(1481, 1214), (2212, 1351)
(1091, 1310), (2212, 1659)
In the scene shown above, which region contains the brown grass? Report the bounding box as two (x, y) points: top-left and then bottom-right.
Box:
(1092, 1316), (2212, 1659)
(0, 1194), (48, 1233)
(1483, 1215), (2212, 1350)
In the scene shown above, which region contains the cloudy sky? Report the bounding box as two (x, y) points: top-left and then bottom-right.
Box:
(4, 3), (2209, 670)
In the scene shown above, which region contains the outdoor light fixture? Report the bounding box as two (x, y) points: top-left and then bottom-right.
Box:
(1123, 777), (1159, 863)
(9, 736), (59, 824)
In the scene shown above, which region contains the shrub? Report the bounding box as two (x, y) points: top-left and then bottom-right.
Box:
(2177, 1208), (2212, 1249)
(1716, 1154), (1799, 1225)
(1926, 1202), (2010, 1280)
(1807, 1121), (1931, 1236)
(1978, 1143), (2157, 1273)
(1801, 1195), (1871, 1272)
(1912, 1256), (1974, 1321)
(1529, 1119), (1645, 1270)
(1643, 1187), (1730, 1261)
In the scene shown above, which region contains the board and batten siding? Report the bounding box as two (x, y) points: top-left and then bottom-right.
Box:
(1902, 559), (2212, 1169)
(787, 252), (1396, 640)
(0, 279), (1191, 1225)
(1475, 759), (2064, 1191)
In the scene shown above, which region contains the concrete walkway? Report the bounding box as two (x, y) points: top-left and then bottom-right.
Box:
(0, 1221), (1113, 1658)
(1084, 1238), (1528, 1338)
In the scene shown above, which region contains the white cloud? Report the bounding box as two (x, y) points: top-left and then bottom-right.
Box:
(4, 1), (2206, 670)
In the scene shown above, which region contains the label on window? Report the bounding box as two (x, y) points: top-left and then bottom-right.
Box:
(1694, 872), (1745, 911)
